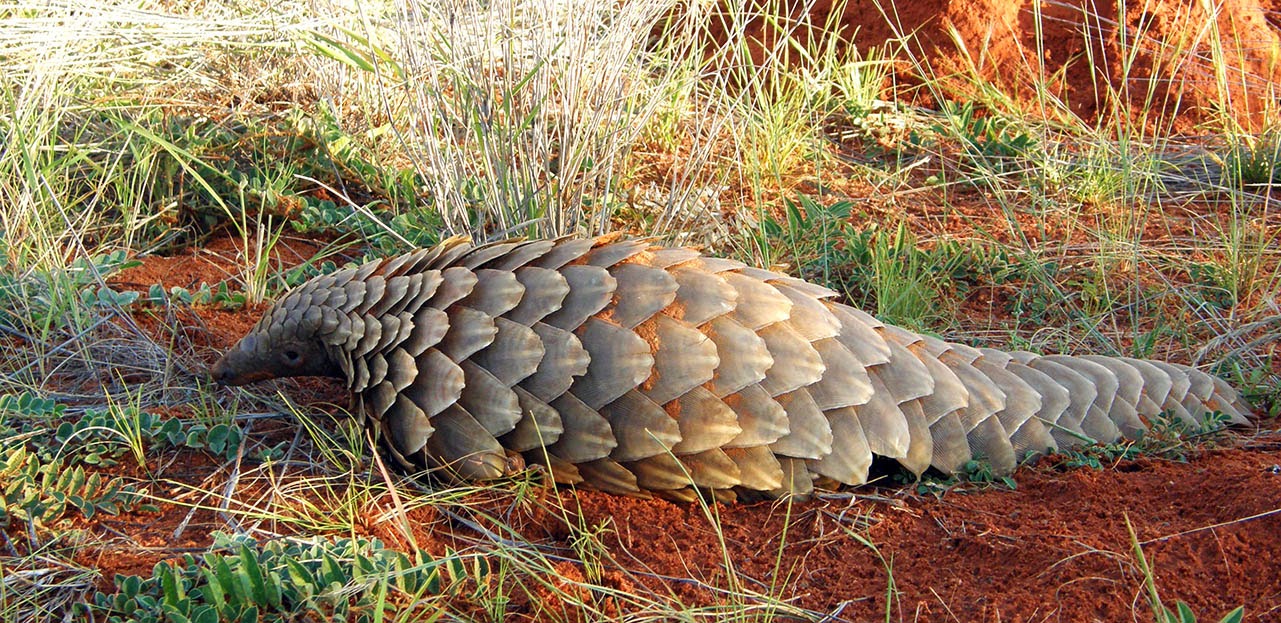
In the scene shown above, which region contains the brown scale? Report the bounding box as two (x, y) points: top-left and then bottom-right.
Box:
(210, 235), (1256, 501)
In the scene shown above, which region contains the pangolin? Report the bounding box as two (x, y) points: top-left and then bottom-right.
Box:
(210, 235), (1253, 501)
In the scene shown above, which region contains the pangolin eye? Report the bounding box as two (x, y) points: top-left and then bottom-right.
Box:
(282, 349), (302, 366)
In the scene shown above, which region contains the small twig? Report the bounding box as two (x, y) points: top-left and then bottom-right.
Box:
(816, 599), (857, 623)
(928, 586), (964, 623)
(0, 530), (19, 557)
(230, 411), (295, 421)
(0, 321), (35, 343)
(3, 315), (113, 382)
(1138, 507), (1281, 546)
(368, 430), (419, 553)
(218, 419), (251, 535)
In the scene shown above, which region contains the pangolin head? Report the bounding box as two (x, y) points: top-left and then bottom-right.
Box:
(210, 282), (344, 386)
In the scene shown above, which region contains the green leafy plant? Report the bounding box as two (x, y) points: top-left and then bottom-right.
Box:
(838, 223), (1007, 329)
(1, 391), (255, 473)
(959, 458), (1019, 489)
(157, 280), (252, 311)
(908, 456), (1018, 496)
(0, 250), (140, 335)
(50, 404), (245, 465)
(0, 431), (153, 530)
(900, 101), (1039, 184)
(752, 194), (854, 280)
(84, 533), (464, 623)
(940, 101), (1038, 170)
(0, 392), (65, 419)
(0, 399), (195, 527)
(1056, 409), (1234, 470)
(1187, 262), (1236, 310)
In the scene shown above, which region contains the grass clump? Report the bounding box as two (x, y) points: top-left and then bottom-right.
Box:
(1219, 129), (1281, 191)
(753, 195), (1014, 331)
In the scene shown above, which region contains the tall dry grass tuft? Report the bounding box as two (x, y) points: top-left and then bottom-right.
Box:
(384, 0), (707, 238)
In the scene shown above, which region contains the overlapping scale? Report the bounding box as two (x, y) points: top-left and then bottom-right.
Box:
(236, 235), (1252, 501)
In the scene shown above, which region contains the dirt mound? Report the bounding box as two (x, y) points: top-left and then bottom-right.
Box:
(732, 0), (1281, 130)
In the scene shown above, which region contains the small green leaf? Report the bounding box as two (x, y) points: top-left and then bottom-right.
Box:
(304, 31), (376, 73)
(1176, 602), (1195, 623)
(319, 551), (345, 586)
(263, 571), (283, 609)
(207, 425), (230, 455)
(159, 562), (184, 605)
(192, 604), (220, 623)
(1219, 605), (1245, 623)
(122, 574), (142, 598)
(211, 555), (241, 604)
(55, 422), (74, 443)
(424, 566), (442, 595)
(239, 543), (269, 605)
(200, 567), (227, 611)
(284, 555), (317, 588)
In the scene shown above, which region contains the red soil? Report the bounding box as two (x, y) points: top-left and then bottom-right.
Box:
(541, 444), (1281, 622)
(722, 0), (1281, 131)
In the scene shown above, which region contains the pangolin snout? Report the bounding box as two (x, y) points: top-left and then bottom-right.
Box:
(209, 356), (235, 385)
(209, 353), (273, 386)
